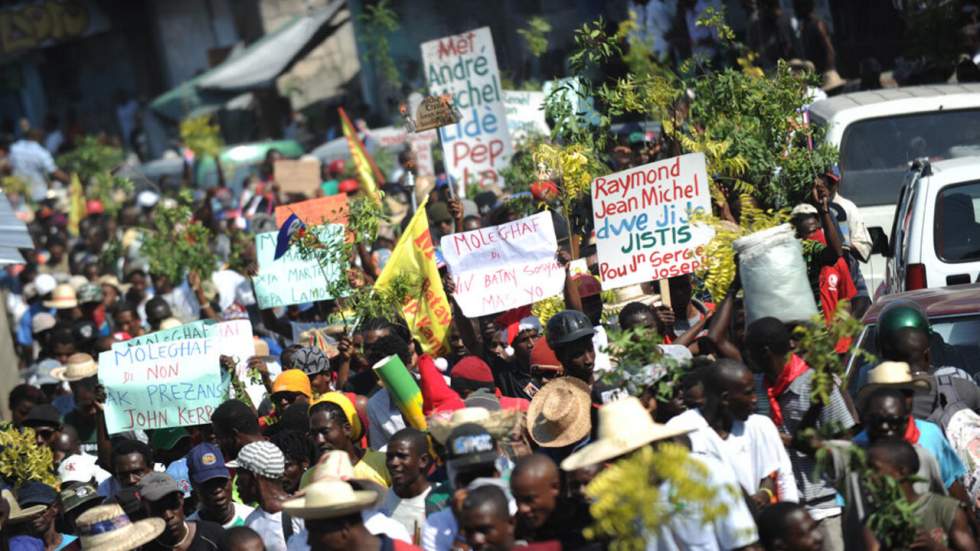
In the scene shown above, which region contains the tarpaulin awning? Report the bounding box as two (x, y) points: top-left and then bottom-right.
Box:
(0, 194), (34, 265)
(150, 1), (344, 121)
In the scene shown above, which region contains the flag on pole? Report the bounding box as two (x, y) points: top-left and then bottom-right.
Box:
(375, 198), (451, 355)
(338, 107), (384, 205)
(67, 173), (85, 237)
(273, 213), (305, 260)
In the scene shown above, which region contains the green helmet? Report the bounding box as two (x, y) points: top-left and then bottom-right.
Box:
(876, 301), (929, 347)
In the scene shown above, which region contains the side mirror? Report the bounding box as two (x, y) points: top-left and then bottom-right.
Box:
(869, 226), (891, 257)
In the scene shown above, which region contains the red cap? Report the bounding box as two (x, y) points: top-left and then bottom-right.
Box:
(529, 336), (561, 369)
(338, 179), (359, 193)
(573, 273), (602, 298)
(451, 356), (494, 383)
(530, 180), (558, 201)
(86, 200), (105, 215)
(328, 159), (345, 174)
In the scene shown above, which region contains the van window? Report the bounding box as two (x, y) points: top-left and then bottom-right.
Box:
(838, 109), (980, 207)
(934, 181), (980, 262)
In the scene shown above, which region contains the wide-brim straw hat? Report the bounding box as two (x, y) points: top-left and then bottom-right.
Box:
(527, 377), (592, 448)
(822, 69), (847, 92)
(602, 284), (658, 315)
(44, 283), (78, 309)
(51, 352), (98, 382)
(561, 396), (694, 472)
(428, 407), (521, 445)
(856, 361), (932, 410)
(75, 504), (165, 551)
(2, 489), (46, 523)
(283, 480), (377, 520)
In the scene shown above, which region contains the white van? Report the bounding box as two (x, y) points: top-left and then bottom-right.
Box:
(882, 157), (980, 294)
(809, 84), (980, 297)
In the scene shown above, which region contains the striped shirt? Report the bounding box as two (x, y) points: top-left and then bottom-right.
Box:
(756, 370), (855, 515)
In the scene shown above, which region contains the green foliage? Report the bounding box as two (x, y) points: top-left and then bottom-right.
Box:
(792, 301), (871, 405)
(1, 174), (28, 197)
(517, 16), (551, 58)
(499, 131), (550, 194)
(0, 423), (59, 489)
(359, 0), (401, 92)
(180, 115), (224, 158)
(585, 444), (731, 549)
(56, 136), (132, 215)
(601, 326), (683, 401)
(140, 192), (215, 283)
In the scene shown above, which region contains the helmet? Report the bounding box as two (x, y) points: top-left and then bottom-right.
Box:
(546, 310), (595, 348)
(876, 300), (929, 345)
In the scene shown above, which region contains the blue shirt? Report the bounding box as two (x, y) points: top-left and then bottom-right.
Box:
(17, 304), (54, 347)
(854, 419), (967, 488)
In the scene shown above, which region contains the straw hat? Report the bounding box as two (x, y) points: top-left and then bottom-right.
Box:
(561, 396), (694, 472)
(602, 284), (658, 315)
(75, 503), (165, 551)
(527, 377), (592, 448)
(283, 480), (378, 520)
(428, 407), (521, 445)
(2, 489), (46, 524)
(822, 69), (847, 92)
(44, 283), (78, 309)
(51, 353), (98, 382)
(856, 361), (932, 410)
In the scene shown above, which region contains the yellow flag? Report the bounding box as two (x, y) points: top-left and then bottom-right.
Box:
(338, 107), (384, 205)
(375, 200), (451, 355)
(67, 173), (85, 237)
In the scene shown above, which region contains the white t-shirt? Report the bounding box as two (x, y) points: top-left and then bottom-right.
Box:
(188, 502), (255, 529)
(286, 510), (411, 550)
(667, 409), (799, 502)
(421, 508), (458, 551)
(368, 389), (406, 450)
(245, 508), (305, 551)
(381, 486), (431, 538)
(646, 454), (760, 550)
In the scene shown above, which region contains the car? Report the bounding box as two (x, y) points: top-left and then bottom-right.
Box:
(809, 83), (980, 296)
(844, 283), (980, 399)
(881, 157), (980, 295)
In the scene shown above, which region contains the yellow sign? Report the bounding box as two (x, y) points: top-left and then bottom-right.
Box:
(375, 200), (451, 356)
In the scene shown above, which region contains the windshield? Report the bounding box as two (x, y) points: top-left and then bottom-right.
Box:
(838, 108), (980, 207)
(847, 313), (980, 397)
(935, 181), (980, 263)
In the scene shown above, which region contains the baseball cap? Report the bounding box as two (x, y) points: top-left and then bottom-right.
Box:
(31, 313), (56, 335)
(136, 472), (180, 502)
(34, 274), (57, 296)
(187, 443), (229, 484)
(18, 481), (58, 507)
(236, 441), (285, 479)
(58, 454), (102, 484)
(61, 483), (102, 513)
(30, 358), (62, 387)
(23, 404), (62, 429)
(446, 423), (498, 470)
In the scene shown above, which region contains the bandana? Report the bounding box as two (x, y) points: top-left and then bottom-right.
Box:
(904, 416), (920, 444)
(765, 354), (810, 427)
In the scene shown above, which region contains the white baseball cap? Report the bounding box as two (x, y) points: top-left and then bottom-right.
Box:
(34, 274), (57, 296)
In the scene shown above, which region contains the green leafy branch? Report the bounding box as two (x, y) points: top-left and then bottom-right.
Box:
(180, 115), (224, 158)
(358, 0), (401, 92)
(56, 136), (132, 215)
(140, 190), (215, 283)
(792, 301), (872, 405)
(601, 326), (682, 401)
(517, 16), (551, 58)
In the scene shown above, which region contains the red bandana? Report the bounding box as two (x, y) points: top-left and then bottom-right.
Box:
(904, 416), (920, 444)
(765, 354), (810, 427)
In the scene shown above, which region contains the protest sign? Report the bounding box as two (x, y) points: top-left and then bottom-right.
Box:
(371, 127), (437, 178)
(441, 212), (562, 317)
(421, 27), (512, 191)
(413, 95), (461, 132)
(375, 199), (451, 355)
(252, 225), (344, 309)
(592, 153), (713, 290)
(116, 320), (214, 349)
(99, 338), (223, 434)
(503, 90), (549, 140)
(274, 159), (321, 195)
(275, 194), (349, 227)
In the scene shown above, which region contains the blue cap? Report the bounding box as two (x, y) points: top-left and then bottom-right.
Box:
(17, 481), (57, 507)
(825, 164), (841, 182)
(187, 443), (229, 484)
(434, 248), (447, 269)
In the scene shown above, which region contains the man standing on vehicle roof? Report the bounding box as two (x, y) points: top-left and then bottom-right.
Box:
(819, 165), (872, 317)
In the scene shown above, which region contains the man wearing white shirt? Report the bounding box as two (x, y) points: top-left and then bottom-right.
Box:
(9, 128), (68, 201)
(380, 428), (432, 538)
(667, 360), (798, 505)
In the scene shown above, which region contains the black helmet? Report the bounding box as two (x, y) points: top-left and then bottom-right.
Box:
(546, 310), (595, 348)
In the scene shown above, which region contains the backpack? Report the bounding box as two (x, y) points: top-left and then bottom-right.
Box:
(927, 375), (980, 501)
